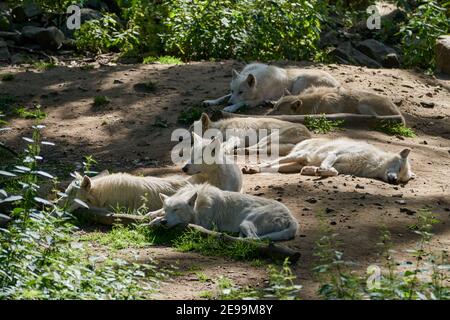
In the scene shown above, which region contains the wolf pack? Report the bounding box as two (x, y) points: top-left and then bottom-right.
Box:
(61, 63), (416, 242)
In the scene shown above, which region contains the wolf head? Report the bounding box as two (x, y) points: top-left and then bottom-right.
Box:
(182, 132), (223, 174)
(383, 148), (415, 184)
(59, 170), (109, 211)
(158, 192), (197, 227)
(229, 69), (257, 105)
(272, 90), (301, 114)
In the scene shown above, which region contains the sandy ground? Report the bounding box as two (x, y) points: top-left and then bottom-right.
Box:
(1, 59), (449, 299)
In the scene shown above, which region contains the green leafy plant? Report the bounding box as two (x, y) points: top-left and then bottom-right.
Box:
(375, 121), (416, 137)
(177, 106), (204, 125)
(1, 73), (14, 81)
(304, 115), (344, 134)
(143, 56), (183, 64)
(33, 60), (56, 71)
(399, 0), (450, 70)
(93, 96), (110, 107)
(15, 106), (47, 120)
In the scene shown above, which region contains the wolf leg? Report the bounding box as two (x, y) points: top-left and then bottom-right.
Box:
(317, 153), (339, 177)
(239, 220), (259, 239)
(203, 94), (231, 106)
(223, 102), (246, 113)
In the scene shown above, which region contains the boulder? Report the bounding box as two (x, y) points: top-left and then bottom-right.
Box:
(22, 26), (65, 50)
(11, 3), (42, 22)
(356, 39), (399, 68)
(0, 31), (21, 43)
(80, 8), (103, 24)
(436, 36), (450, 75)
(332, 41), (382, 68)
(0, 39), (10, 61)
(320, 30), (340, 48)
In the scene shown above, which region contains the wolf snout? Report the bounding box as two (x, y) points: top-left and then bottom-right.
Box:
(387, 173), (398, 184)
(160, 219), (168, 226)
(182, 165), (188, 173)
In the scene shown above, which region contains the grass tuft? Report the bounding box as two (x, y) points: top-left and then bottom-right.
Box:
(93, 96), (110, 107)
(375, 121), (416, 137)
(143, 56), (183, 65)
(304, 115), (344, 134)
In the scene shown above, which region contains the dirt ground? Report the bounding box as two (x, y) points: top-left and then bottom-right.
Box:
(1, 58), (449, 299)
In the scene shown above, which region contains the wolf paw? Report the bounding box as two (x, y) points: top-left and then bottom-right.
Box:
(300, 166), (318, 176)
(242, 165), (260, 174)
(223, 105), (237, 113)
(317, 167), (339, 177)
(202, 100), (215, 107)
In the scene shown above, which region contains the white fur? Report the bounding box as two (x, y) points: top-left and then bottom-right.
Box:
(246, 138), (415, 184)
(203, 63), (340, 112)
(151, 184), (298, 241)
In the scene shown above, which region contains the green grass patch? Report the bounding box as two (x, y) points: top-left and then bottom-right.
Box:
(15, 106), (47, 120)
(93, 96), (110, 107)
(152, 116), (168, 128)
(1, 73), (14, 81)
(79, 225), (151, 250)
(304, 115), (344, 134)
(33, 60), (56, 71)
(143, 55), (183, 65)
(375, 121), (416, 137)
(178, 106), (203, 125)
(0, 94), (16, 110)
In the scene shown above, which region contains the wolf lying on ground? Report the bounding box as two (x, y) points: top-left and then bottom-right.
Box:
(243, 138), (415, 184)
(270, 86), (405, 123)
(203, 63), (340, 112)
(62, 137), (243, 212)
(192, 112), (311, 156)
(148, 184), (299, 241)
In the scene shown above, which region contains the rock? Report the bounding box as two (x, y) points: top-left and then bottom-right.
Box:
(11, 3), (42, 22)
(332, 41), (382, 68)
(0, 39), (10, 61)
(22, 26), (65, 50)
(355, 184), (365, 189)
(395, 200), (406, 205)
(436, 36), (450, 75)
(320, 30), (340, 48)
(325, 208), (335, 214)
(0, 213), (11, 227)
(80, 8), (103, 24)
(305, 197), (317, 204)
(356, 39), (399, 68)
(0, 31), (21, 43)
(400, 208), (416, 215)
(420, 101), (435, 109)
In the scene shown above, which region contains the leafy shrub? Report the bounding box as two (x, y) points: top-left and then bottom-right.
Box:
(1, 74), (14, 81)
(178, 106), (204, 125)
(375, 120), (416, 137)
(399, 0), (450, 70)
(75, 13), (139, 54)
(15, 105), (47, 120)
(304, 114), (344, 134)
(160, 0), (325, 61)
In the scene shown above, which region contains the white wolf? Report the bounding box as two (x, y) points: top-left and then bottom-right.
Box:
(243, 138), (415, 184)
(192, 112), (311, 156)
(271, 86), (405, 123)
(203, 63), (340, 112)
(148, 184), (299, 241)
(182, 132), (243, 192)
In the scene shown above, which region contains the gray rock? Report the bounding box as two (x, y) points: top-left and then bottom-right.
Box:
(0, 31), (21, 43)
(0, 213), (11, 227)
(332, 41), (382, 68)
(436, 36), (450, 75)
(22, 26), (65, 50)
(10, 53), (27, 65)
(0, 39), (10, 61)
(11, 3), (42, 22)
(356, 39), (399, 68)
(320, 30), (340, 48)
(80, 8), (103, 24)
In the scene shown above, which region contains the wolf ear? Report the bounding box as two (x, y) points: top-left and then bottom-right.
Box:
(74, 171), (83, 180)
(80, 175), (92, 191)
(201, 113), (210, 128)
(283, 89), (292, 96)
(246, 74), (256, 87)
(92, 170), (109, 180)
(159, 193), (169, 203)
(400, 148), (411, 159)
(290, 99), (303, 111)
(188, 192), (197, 208)
(232, 69), (239, 79)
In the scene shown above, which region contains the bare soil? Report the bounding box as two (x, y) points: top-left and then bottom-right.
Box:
(1, 58), (449, 299)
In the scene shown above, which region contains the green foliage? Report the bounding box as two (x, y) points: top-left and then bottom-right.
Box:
(75, 13), (139, 54)
(173, 229), (261, 261)
(93, 96), (110, 107)
(0, 124), (164, 299)
(33, 60), (56, 71)
(143, 55), (183, 64)
(313, 209), (450, 300)
(80, 225), (151, 250)
(375, 121), (416, 137)
(304, 114), (344, 134)
(161, 0), (324, 61)
(15, 106), (47, 120)
(399, 0), (450, 70)
(217, 259), (301, 300)
(1, 74), (14, 81)
(177, 106), (204, 125)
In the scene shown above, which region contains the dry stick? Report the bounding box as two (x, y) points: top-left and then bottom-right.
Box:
(212, 111), (404, 128)
(73, 207), (301, 263)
